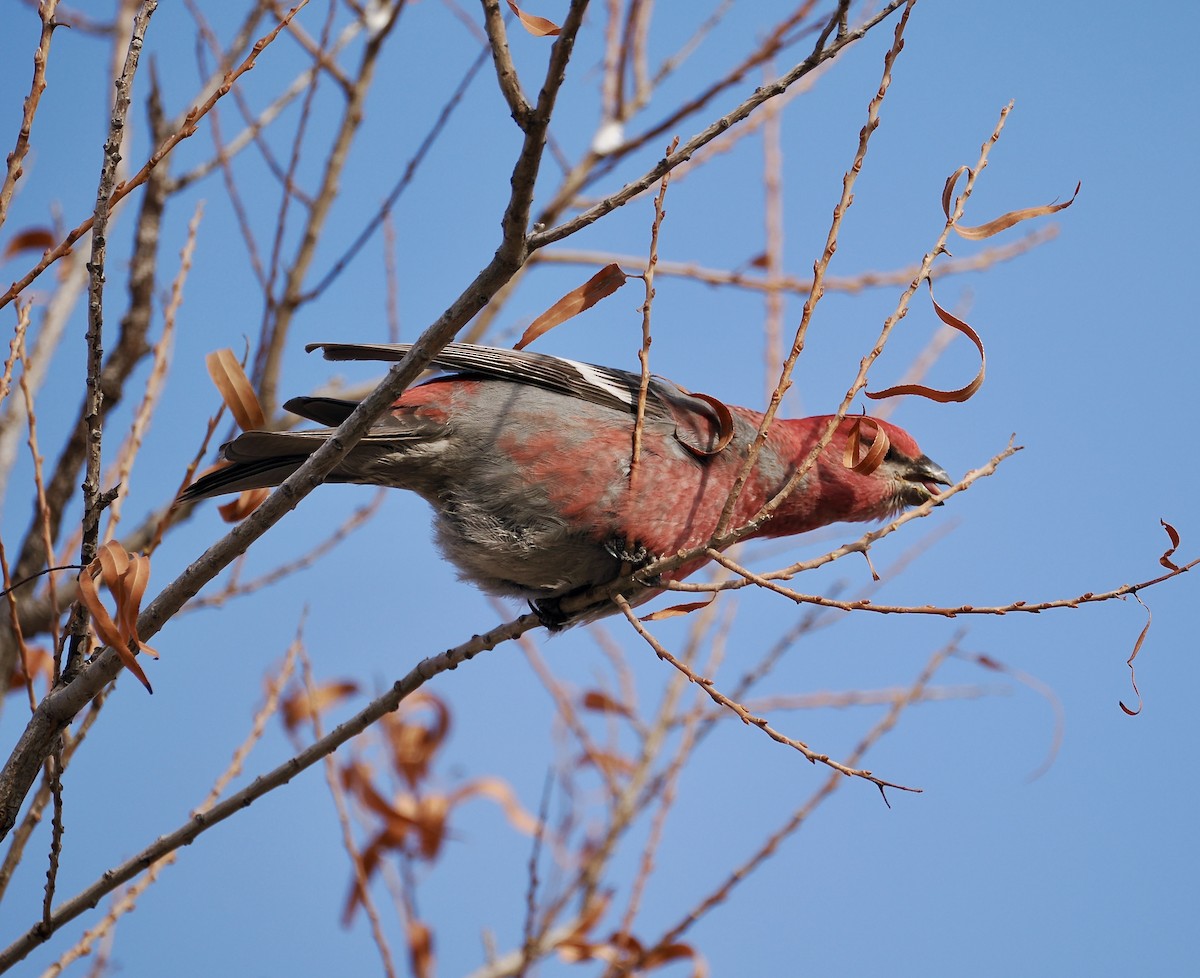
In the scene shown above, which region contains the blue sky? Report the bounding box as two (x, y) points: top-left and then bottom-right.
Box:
(0, 2), (1196, 975)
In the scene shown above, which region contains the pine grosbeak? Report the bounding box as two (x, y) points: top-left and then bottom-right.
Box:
(182, 343), (950, 623)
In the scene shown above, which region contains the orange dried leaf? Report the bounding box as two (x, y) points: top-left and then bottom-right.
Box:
(217, 487), (270, 522)
(2, 227), (56, 260)
(407, 920), (435, 978)
(1158, 519), (1182, 571)
(506, 0), (561, 36)
(205, 348), (265, 431)
(7, 645), (53, 692)
(673, 388), (735, 457)
(281, 680), (359, 731)
(641, 598), (714, 621)
(941, 166), (972, 219)
(954, 182), (1081, 240)
(385, 693), (451, 787)
(1120, 597), (1150, 716)
(454, 776), (540, 834)
(642, 942), (706, 976)
(78, 554), (153, 694)
(867, 283), (985, 402)
(514, 263), (628, 350)
(587, 749), (636, 778)
(843, 417), (889, 475)
(581, 689), (634, 718)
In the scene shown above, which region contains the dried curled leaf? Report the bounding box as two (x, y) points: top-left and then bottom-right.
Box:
(843, 416), (890, 475)
(673, 389), (735, 457)
(383, 692), (451, 788)
(217, 487), (270, 523)
(514, 263), (628, 349)
(640, 598), (715, 621)
(944, 168), (1080, 239)
(1119, 595), (1151, 716)
(7, 645), (53, 693)
(559, 932), (706, 977)
(454, 776), (540, 835)
(2, 227), (56, 260)
(866, 283), (985, 402)
(581, 689), (635, 718)
(77, 542), (157, 693)
(205, 348), (265, 431)
(407, 920), (434, 978)
(1158, 519), (1181, 571)
(281, 679), (359, 732)
(506, 0), (561, 36)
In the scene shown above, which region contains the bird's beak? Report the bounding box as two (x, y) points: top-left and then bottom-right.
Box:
(910, 454), (952, 504)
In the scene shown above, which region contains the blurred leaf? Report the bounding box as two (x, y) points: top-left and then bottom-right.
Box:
(217, 486), (270, 522)
(383, 692), (451, 788)
(581, 689), (634, 717)
(2, 227), (56, 260)
(281, 679), (359, 731)
(407, 920), (434, 978)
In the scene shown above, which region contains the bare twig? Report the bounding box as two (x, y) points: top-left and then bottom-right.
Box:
(613, 595), (920, 796)
(0, 0), (61, 232)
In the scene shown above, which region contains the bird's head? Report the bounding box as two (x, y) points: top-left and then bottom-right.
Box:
(825, 415), (951, 521)
(765, 415), (952, 534)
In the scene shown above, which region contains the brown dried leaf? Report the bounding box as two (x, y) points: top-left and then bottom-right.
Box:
(205, 348), (265, 431)
(6, 645), (53, 692)
(1120, 596), (1150, 716)
(384, 692), (451, 788)
(514, 263), (628, 350)
(842, 416), (890, 475)
(407, 920), (435, 978)
(281, 679), (359, 731)
(941, 166), (971, 219)
(952, 180), (1081, 240)
(78, 544), (155, 693)
(867, 283), (985, 402)
(2, 227), (56, 260)
(453, 776), (540, 835)
(1158, 519), (1181, 571)
(641, 598), (714, 621)
(587, 749), (636, 778)
(642, 942), (707, 977)
(672, 389), (735, 457)
(506, 0), (561, 36)
(581, 689), (635, 718)
(217, 487), (270, 522)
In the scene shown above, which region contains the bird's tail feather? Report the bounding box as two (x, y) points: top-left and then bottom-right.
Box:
(179, 429), (333, 501)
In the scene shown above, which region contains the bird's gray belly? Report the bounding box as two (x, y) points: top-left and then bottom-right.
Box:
(431, 493), (622, 600)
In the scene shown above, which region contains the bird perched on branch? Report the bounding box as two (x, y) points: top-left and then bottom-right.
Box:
(181, 343), (950, 625)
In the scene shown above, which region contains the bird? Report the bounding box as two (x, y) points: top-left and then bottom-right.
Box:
(180, 342), (951, 625)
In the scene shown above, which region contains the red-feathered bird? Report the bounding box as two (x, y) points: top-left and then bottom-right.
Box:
(181, 343), (950, 624)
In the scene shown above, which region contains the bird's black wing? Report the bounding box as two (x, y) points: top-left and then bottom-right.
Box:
(308, 342), (732, 456)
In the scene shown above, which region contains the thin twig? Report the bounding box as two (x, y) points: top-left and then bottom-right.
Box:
(630, 137), (677, 488)
(0, 610), (538, 970)
(613, 596), (920, 795)
(0, 0), (61, 232)
(0, 1), (309, 312)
